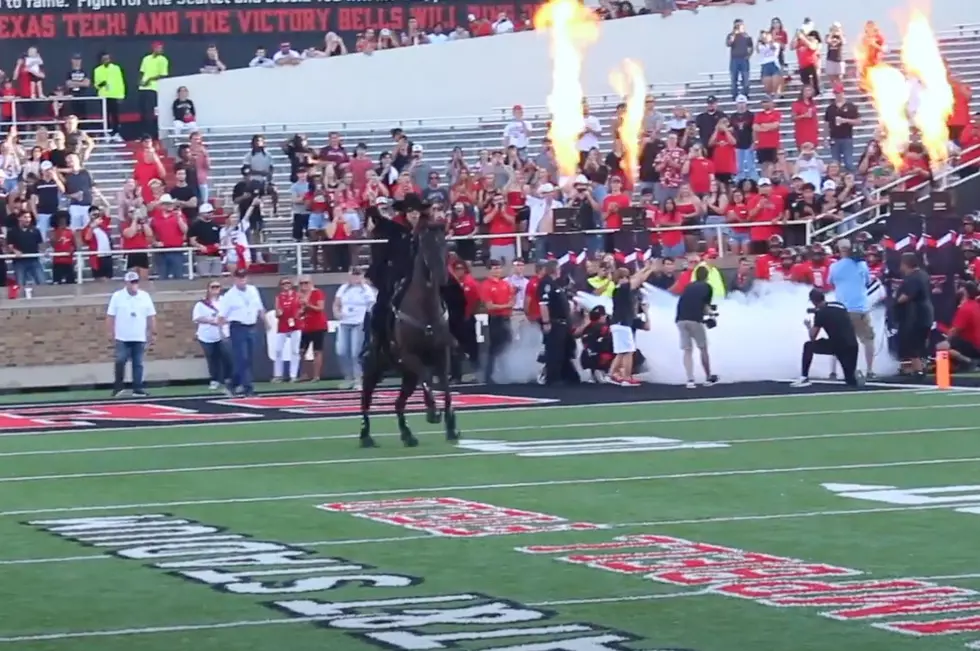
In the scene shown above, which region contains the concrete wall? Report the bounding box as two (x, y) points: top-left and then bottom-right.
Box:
(159, 0), (980, 130)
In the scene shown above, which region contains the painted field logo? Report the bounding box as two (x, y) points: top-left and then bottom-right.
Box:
(24, 514), (678, 651)
(823, 482), (980, 516)
(518, 534), (980, 648)
(454, 437), (728, 457)
(212, 392), (558, 415)
(318, 497), (605, 537)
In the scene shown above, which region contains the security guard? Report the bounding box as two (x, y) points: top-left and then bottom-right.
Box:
(218, 268), (267, 396)
(93, 51), (126, 141)
(480, 259), (515, 384)
(537, 260), (578, 385)
(138, 41), (169, 139)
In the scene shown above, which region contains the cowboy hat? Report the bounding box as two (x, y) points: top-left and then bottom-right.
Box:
(392, 193), (430, 213)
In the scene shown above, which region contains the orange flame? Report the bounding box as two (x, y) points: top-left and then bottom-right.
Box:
(901, 9), (953, 167)
(534, 0), (599, 179)
(866, 64), (910, 169)
(608, 59), (646, 183)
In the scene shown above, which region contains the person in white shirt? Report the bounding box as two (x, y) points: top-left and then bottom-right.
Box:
(493, 13), (515, 34)
(506, 260), (529, 315)
(526, 182), (563, 260)
(248, 47), (275, 68)
(273, 42), (303, 66)
(218, 268), (267, 396)
(793, 142), (826, 189)
(577, 104), (602, 162)
(332, 267), (377, 389)
(502, 104), (532, 160)
(192, 280), (232, 392)
(220, 213), (251, 272)
(105, 271), (157, 398)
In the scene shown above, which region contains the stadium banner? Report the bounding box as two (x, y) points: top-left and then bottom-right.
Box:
(1, 0), (541, 113)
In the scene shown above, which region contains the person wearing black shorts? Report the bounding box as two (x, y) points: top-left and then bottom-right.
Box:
(126, 252), (150, 272)
(756, 147), (778, 166)
(894, 252), (934, 379)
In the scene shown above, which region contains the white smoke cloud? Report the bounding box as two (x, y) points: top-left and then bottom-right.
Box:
(491, 281), (898, 385)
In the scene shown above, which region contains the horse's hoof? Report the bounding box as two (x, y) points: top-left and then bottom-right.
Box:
(401, 435), (419, 448)
(446, 430), (461, 442)
(360, 436), (378, 449)
(426, 410), (442, 424)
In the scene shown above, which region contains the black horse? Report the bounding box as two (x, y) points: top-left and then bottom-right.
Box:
(359, 217), (460, 447)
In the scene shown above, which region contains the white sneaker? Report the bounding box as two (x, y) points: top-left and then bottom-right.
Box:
(270, 377), (283, 384)
(208, 381), (220, 390)
(685, 380), (697, 389)
(536, 369), (547, 385)
(790, 377), (812, 387)
(353, 381), (363, 391)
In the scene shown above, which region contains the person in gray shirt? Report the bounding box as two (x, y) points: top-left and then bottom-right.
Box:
(726, 19), (754, 101)
(64, 153), (105, 236)
(242, 134), (279, 214)
(408, 144), (434, 190)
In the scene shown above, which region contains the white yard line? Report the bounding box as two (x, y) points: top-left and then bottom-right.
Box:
(0, 403), (977, 459)
(4, 455), (980, 519)
(1, 421), (977, 483)
(0, 387), (927, 439)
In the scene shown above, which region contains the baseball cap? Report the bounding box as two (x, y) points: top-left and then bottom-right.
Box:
(123, 271), (140, 283)
(39, 161), (53, 171)
(574, 174), (589, 185)
(822, 180), (837, 192)
(71, 53), (82, 59)
(735, 94), (748, 103)
(159, 193), (174, 203)
(411, 144), (423, 153)
(233, 268), (248, 278)
(538, 182), (555, 193)
(707, 95), (718, 103)
(199, 203), (214, 214)
(374, 196), (389, 206)
(758, 177), (772, 186)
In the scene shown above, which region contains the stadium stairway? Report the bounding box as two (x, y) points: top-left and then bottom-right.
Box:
(76, 31), (980, 274)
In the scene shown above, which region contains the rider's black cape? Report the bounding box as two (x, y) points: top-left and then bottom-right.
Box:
(365, 207), (414, 298)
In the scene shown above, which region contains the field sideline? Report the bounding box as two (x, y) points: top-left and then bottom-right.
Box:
(3, 381), (980, 651)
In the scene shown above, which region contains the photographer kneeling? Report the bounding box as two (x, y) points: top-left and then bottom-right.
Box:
(792, 289), (865, 388)
(675, 266), (719, 389)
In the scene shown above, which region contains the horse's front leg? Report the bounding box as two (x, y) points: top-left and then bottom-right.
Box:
(359, 354), (383, 448)
(442, 344), (460, 441)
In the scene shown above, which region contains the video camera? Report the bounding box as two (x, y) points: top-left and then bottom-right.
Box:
(704, 305), (719, 329)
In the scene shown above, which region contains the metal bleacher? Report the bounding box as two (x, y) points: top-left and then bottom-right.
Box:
(80, 26), (980, 272)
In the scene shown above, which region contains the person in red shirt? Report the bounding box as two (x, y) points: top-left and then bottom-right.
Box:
(132, 137), (167, 203)
(524, 261), (546, 326)
(753, 96), (783, 178)
(865, 244), (885, 279)
(857, 21), (886, 92)
(657, 198), (685, 257)
(795, 29), (822, 94)
(150, 194), (188, 279)
(708, 118), (737, 188)
(480, 259), (515, 384)
(324, 205), (352, 272)
(483, 195), (517, 265)
(949, 79), (973, 143)
(120, 207), (154, 281)
(791, 84), (820, 153)
(0, 80), (16, 124)
(49, 212), (76, 285)
(297, 275), (328, 382)
(726, 188), (751, 255)
(683, 145), (715, 197)
(272, 277), (303, 383)
(938, 282), (980, 369)
(790, 244), (832, 289)
(747, 178), (785, 253)
(754, 234), (785, 280)
(959, 114), (980, 174)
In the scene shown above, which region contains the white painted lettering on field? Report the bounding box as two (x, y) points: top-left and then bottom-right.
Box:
(364, 625), (597, 650)
(273, 595), (482, 618)
(118, 541), (291, 560)
(329, 602), (546, 630)
(455, 436), (728, 457)
(226, 573), (415, 594)
(823, 483), (980, 505)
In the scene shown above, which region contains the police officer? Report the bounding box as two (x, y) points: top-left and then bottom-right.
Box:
(537, 260), (577, 385)
(792, 288), (864, 388)
(362, 195), (420, 357)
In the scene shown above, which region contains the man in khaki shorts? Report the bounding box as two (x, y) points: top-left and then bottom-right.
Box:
(829, 239), (877, 378)
(675, 266), (719, 389)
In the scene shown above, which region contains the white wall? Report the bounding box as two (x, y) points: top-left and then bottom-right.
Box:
(159, 0), (980, 131)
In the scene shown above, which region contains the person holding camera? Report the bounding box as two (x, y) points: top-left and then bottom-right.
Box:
(791, 289), (863, 388)
(828, 238), (876, 377)
(609, 260), (656, 385)
(675, 266), (719, 389)
(893, 252), (934, 379)
(538, 260), (578, 386)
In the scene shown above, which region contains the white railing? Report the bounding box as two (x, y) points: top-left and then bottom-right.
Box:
(0, 219), (811, 296)
(2, 96), (109, 135)
(809, 144), (980, 243)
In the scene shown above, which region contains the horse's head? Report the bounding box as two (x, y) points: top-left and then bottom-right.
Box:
(417, 219), (449, 288)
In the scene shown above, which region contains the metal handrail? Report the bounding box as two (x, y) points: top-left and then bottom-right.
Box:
(3, 96), (109, 135)
(1, 218), (811, 296)
(808, 143), (980, 243)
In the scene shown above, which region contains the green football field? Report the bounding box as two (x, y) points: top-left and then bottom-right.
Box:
(3, 382), (980, 651)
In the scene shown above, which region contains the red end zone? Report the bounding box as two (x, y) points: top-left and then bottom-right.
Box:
(0, 391), (558, 434)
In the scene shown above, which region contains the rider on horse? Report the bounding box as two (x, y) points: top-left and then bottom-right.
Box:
(362, 194), (426, 359)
